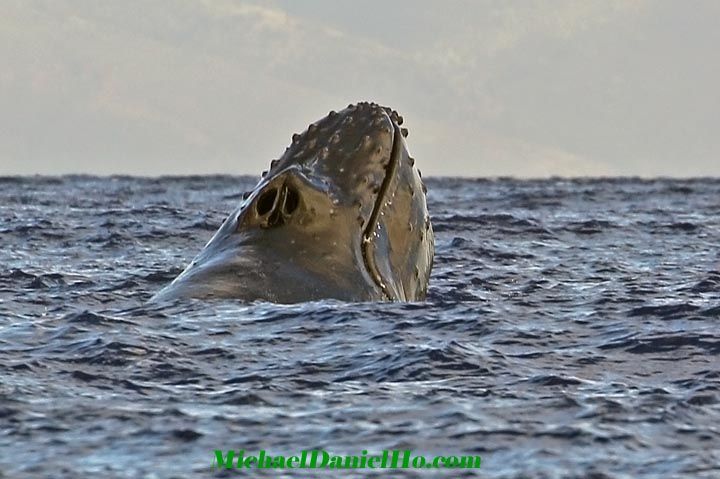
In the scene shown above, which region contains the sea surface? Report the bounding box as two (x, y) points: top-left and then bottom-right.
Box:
(1, 176), (719, 479)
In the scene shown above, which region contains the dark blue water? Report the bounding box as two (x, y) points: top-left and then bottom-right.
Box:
(1, 176), (718, 479)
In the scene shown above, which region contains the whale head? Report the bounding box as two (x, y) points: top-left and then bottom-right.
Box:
(152, 102), (433, 303)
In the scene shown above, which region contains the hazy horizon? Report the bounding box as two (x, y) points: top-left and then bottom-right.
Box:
(2, 0), (719, 178)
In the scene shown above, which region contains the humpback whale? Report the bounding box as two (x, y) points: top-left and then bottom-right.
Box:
(152, 102), (433, 303)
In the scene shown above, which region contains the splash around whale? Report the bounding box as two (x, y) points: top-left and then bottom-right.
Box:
(152, 102), (434, 303)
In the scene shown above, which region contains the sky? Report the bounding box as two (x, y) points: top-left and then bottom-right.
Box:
(1, 0), (718, 177)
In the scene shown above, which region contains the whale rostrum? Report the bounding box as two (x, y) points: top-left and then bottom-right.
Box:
(152, 102), (434, 303)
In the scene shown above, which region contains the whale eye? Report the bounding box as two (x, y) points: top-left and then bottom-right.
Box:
(283, 187), (299, 215)
(256, 188), (277, 216)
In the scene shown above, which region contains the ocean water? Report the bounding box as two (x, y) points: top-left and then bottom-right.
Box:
(0, 176), (718, 479)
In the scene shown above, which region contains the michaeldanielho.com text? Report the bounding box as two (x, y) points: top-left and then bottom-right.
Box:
(212, 449), (482, 470)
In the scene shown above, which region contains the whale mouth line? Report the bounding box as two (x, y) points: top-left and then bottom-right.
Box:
(360, 120), (401, 300)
